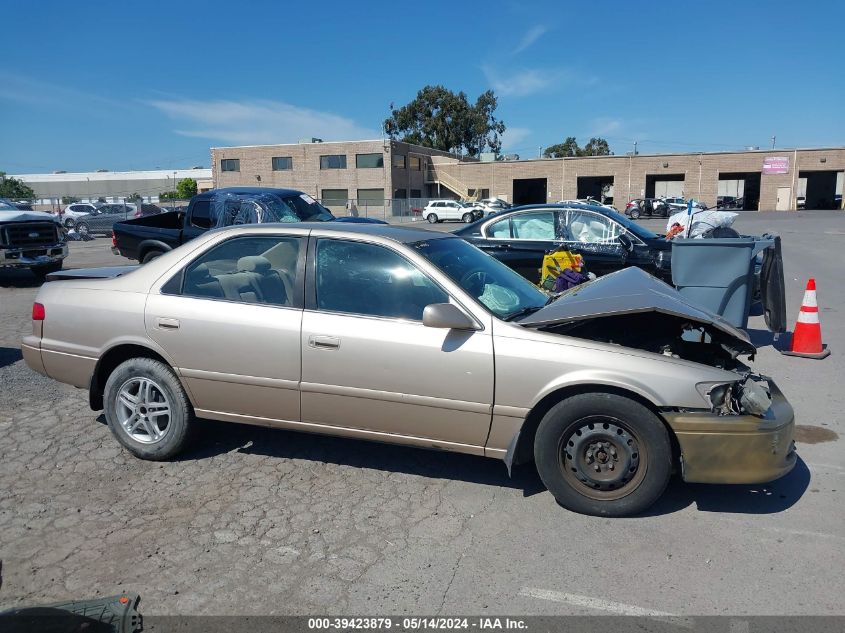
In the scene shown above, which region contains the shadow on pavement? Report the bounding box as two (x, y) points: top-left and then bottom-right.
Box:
(181, 418), (547, 497)
(0, 346), (23, 369)
(747, 328), (790, 351)
(642, 456), (810, 516)
(0, 270), (41, 289)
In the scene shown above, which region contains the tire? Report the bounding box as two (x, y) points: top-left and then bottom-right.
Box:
(462, 212), (474, 223)
(75, 221), (90, 237)
(427, 213), (439, 224)
(141, 250), (163, 264)
(534, 393), (672, 517)
(64, 217), (76, 229)
(629, 209), (641, 220)
(31, 261), (63, 280)
(104, 357), (194, 460)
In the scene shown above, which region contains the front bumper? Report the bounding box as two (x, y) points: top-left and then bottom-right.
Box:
(663, 380), (797, 484)
(0, 243), (68, 268)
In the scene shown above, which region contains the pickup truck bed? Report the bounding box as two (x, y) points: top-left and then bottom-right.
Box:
(112, 212), (190, 263)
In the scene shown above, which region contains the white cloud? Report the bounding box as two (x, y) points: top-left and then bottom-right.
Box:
(512, 25), (549, 54)
(591, 117), (623, 136)
(500, 126), (532, 150)
(148, 99), (379, 144)
(482, 66), (558, 98)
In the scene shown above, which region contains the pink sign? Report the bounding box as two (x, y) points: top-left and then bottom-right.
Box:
(763, 156), (790, 174)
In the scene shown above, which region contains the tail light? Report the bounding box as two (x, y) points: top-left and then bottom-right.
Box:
(32, 302), (45, 321)
(133, 209), (141, 218)
(112, 231), (117, 248)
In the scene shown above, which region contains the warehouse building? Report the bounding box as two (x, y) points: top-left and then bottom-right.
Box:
(212, 140), (845, 212)
(10, 168), (213, 206)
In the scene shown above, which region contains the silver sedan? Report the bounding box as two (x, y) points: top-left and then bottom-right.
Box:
(21, 223), (796, 516)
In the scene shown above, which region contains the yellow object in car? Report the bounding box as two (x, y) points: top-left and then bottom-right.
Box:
(540, 250), (583, 289)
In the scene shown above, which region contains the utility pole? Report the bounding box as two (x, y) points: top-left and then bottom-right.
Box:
(538, 145), (542, 158)
(771, 135), (776, 149)
(633, 140), (638, 156)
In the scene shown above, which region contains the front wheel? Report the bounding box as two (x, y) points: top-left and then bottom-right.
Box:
(427, 213), (439, 224)
(64, 217), (76, 229)
(629, 208), (641, 219)
(534, 393), (672, 516)
(104, 357), (194, 460)
(75, 221), (90, 237)
(462, 212), (474, 223)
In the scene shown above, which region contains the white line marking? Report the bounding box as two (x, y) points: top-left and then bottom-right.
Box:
(807, 462), (845, 473)
(518, 587), (676, 617)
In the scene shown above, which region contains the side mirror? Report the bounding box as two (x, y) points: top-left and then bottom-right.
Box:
(423, 303), (478, 330)
(618, 232), (634, 252)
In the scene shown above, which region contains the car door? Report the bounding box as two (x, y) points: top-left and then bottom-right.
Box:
(559, 208), (627, 277)
(479, 210), (559, 281)
(300, 236), (494, 451)
(145, 232), (306, 423)
(443, 201), (462, 220)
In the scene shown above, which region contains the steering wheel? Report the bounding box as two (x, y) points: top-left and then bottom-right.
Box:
(460, 269), (488, 296)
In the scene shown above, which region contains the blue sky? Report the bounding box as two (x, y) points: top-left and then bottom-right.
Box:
(2, 0), (844, 173)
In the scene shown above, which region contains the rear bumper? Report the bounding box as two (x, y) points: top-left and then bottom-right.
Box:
(21, 336), (46, 376)
(0, 243), (68, 268)
(663, 380), (796, 484)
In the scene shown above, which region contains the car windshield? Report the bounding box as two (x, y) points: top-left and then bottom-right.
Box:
(412, 237), (548, 320)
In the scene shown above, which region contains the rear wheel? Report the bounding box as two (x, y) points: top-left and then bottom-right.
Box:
(64, 217), (76, 229)
(462, 212), (474, 223)
(141, 250), (163, 264)
(534, 393), (672, 516)
(427, 213), (439, 224)
(104, 357), (194, 460)
(75, 221), (90, 237)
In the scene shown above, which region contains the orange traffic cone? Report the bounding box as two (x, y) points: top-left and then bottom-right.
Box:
(781, 278), (830, 359)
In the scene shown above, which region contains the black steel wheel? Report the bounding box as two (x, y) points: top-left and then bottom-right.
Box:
(534, 393), (672, 516)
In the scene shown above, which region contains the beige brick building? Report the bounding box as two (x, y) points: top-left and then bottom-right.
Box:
(212, 141), (845, 212)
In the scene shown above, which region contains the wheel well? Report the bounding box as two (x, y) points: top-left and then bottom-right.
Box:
(511, 384), (680, 468)
(89, 344), (170, 410)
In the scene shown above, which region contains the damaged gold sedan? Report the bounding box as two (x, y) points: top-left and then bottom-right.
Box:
(22, 224), (795, 516)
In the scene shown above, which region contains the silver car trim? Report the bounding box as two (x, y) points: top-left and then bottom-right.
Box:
(179, 368), (299, 390)
(195, 407), (487, 456)
(300, 381), (492, 415)
(492, 404), (530, 418)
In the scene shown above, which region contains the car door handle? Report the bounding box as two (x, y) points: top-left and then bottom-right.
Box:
(156, 317), (180, 330)
(308, 335), (340, 350)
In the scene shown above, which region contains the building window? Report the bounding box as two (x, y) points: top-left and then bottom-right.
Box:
(320, 155), (347, 170)
(321, 189), (348, 207)
(356, 153), (384, 169)
(393, 189), (407, 199)
(220, 159), (240, 172)
(410, 189), (422, 199)
(357, 188), (385, 205)
(409, 156), (421, 171)
(272, 156), (292, 171)
(392, 154), (406, 169)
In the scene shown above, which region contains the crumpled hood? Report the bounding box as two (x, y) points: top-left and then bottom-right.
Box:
(0, 210), (60, 223)
(518, 266), (754, 353)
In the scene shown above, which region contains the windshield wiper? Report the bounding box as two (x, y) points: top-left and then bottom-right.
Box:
(503, 305), (543, 322)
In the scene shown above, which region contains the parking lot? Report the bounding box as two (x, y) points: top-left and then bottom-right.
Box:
(1, 211), (843, 616)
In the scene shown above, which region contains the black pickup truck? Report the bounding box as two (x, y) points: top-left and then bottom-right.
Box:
(113, 187), (382, 263)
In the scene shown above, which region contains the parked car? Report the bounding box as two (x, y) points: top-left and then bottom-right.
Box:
(477, 197), (511, 213)
(559, 198), (616, 211)
(716, 196), (744, 210)
(796, 196), (806, 209)
(59, 203), (100, 228)
(22, 223), (796, 516)
(422, 200), (479, 223)
(625, 198), (671, 219)
(73, 204), (134, 236)
(454, 202), (674, 282)
(0, 199), (68, 278)
(112, 187), (371, 263)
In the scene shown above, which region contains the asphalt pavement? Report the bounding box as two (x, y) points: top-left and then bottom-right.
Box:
(0, 212), (843, 616)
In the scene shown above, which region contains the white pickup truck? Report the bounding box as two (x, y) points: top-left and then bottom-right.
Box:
(0, 199), (68, 278)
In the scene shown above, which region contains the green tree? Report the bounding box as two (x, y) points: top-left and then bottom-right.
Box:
(543, 137), (581, 158)
(61, 195), (80, 204)
(176, 177), (198, 199)
(582, 137), (612, 156)
(384, 85), (506, 156)
(0, 172), (36, 199)
(543, 137), (612, 158)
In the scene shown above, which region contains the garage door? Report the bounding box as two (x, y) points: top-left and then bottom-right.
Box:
(653, 180), (684, 198)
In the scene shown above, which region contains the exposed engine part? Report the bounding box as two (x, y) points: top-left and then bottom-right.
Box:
(738, 377), (773, 416)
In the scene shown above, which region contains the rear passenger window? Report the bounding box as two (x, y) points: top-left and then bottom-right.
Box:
(176, 236), (302, 306)
(316, 239), (448, 320)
